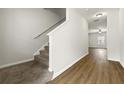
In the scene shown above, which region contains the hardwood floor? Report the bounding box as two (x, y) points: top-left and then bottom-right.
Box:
(49, 48), (124, 84)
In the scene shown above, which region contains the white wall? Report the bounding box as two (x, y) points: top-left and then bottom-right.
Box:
(107, 9), (120, 61)
(89, 18), (107, 30)
(88, 15), (107, 49)
(119, 9), (124, 67)
(47, 8), (66, 19)
(48, 9), (88, 79)
(89, 32), (107, 48)
(0, 8), (61, 67)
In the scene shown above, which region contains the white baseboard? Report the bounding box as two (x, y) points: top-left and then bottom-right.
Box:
(0, 42), (49, 69)
(0, 58), (34, 69)
(121, 63), (124, 68)
(120, 61), (124, 68)
(48, 67), (53, 72)
(108, 58), (120, 62)
(33, 42), (49, 56)
(108, 58), (124, 68)
(51, 52), (89, 80)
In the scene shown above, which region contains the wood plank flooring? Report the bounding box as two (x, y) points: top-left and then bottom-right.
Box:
(48, 48), (124, 84)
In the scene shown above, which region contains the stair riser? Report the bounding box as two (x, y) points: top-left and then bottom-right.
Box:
(34, 46), (49, 69)
(35, 56), (49, 60)
(35, 53), (49, 58)
(35, 61), (49, 68)
(35, 58), (48, 62)
(40, 52), (49, 57)
(35, 59), (48, 64)
(44, 46), (49, 51)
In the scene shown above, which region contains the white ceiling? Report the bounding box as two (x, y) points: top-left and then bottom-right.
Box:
(76, 8), (119, 21)
(76, 8), (110, 22)
(76, 8), (119, 31)
(88, 17), (107, 30)
(76, 8), (116, 31)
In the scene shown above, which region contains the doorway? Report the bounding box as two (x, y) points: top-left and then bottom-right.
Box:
(88, 16), (107, 49)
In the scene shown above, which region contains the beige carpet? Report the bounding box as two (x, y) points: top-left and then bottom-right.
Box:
(0, 61), (53, 84)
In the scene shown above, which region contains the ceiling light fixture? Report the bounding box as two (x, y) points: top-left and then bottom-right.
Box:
(96, 13), (103, 17)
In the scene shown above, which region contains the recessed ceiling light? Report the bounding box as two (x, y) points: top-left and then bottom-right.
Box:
(96, 13), (103, 17)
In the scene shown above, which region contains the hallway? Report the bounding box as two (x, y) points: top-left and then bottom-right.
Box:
(49, 48), (124, 84)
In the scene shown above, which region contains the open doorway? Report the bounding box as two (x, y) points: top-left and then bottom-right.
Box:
(87, 10), (108, 61)
(88, 18), (107, 49)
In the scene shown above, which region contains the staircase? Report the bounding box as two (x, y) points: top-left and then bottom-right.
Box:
(21, 45), (52, 84)
(0, 11), (66, 84)
(0, 17), (66, 84)
(0, 45), (52, 84)
(31, 45), (53, 84)
(34, 46), (49, 68)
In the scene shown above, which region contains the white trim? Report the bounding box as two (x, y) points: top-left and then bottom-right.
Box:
(120, 61), (124, 68)
(108, 58), (124, 68)
(108, 58), (120, 62)
(47, 9), (69, 36)
(0, 42), (49, 69)
(48, 67), (53, 72)
(33, 42), (49, 56)
(47, 20), (69, 36)
(0, 58), (34, 69)
(119, 61), (124, 67)
(66, 8), (70, 21)
(51, 52), (89, 80)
